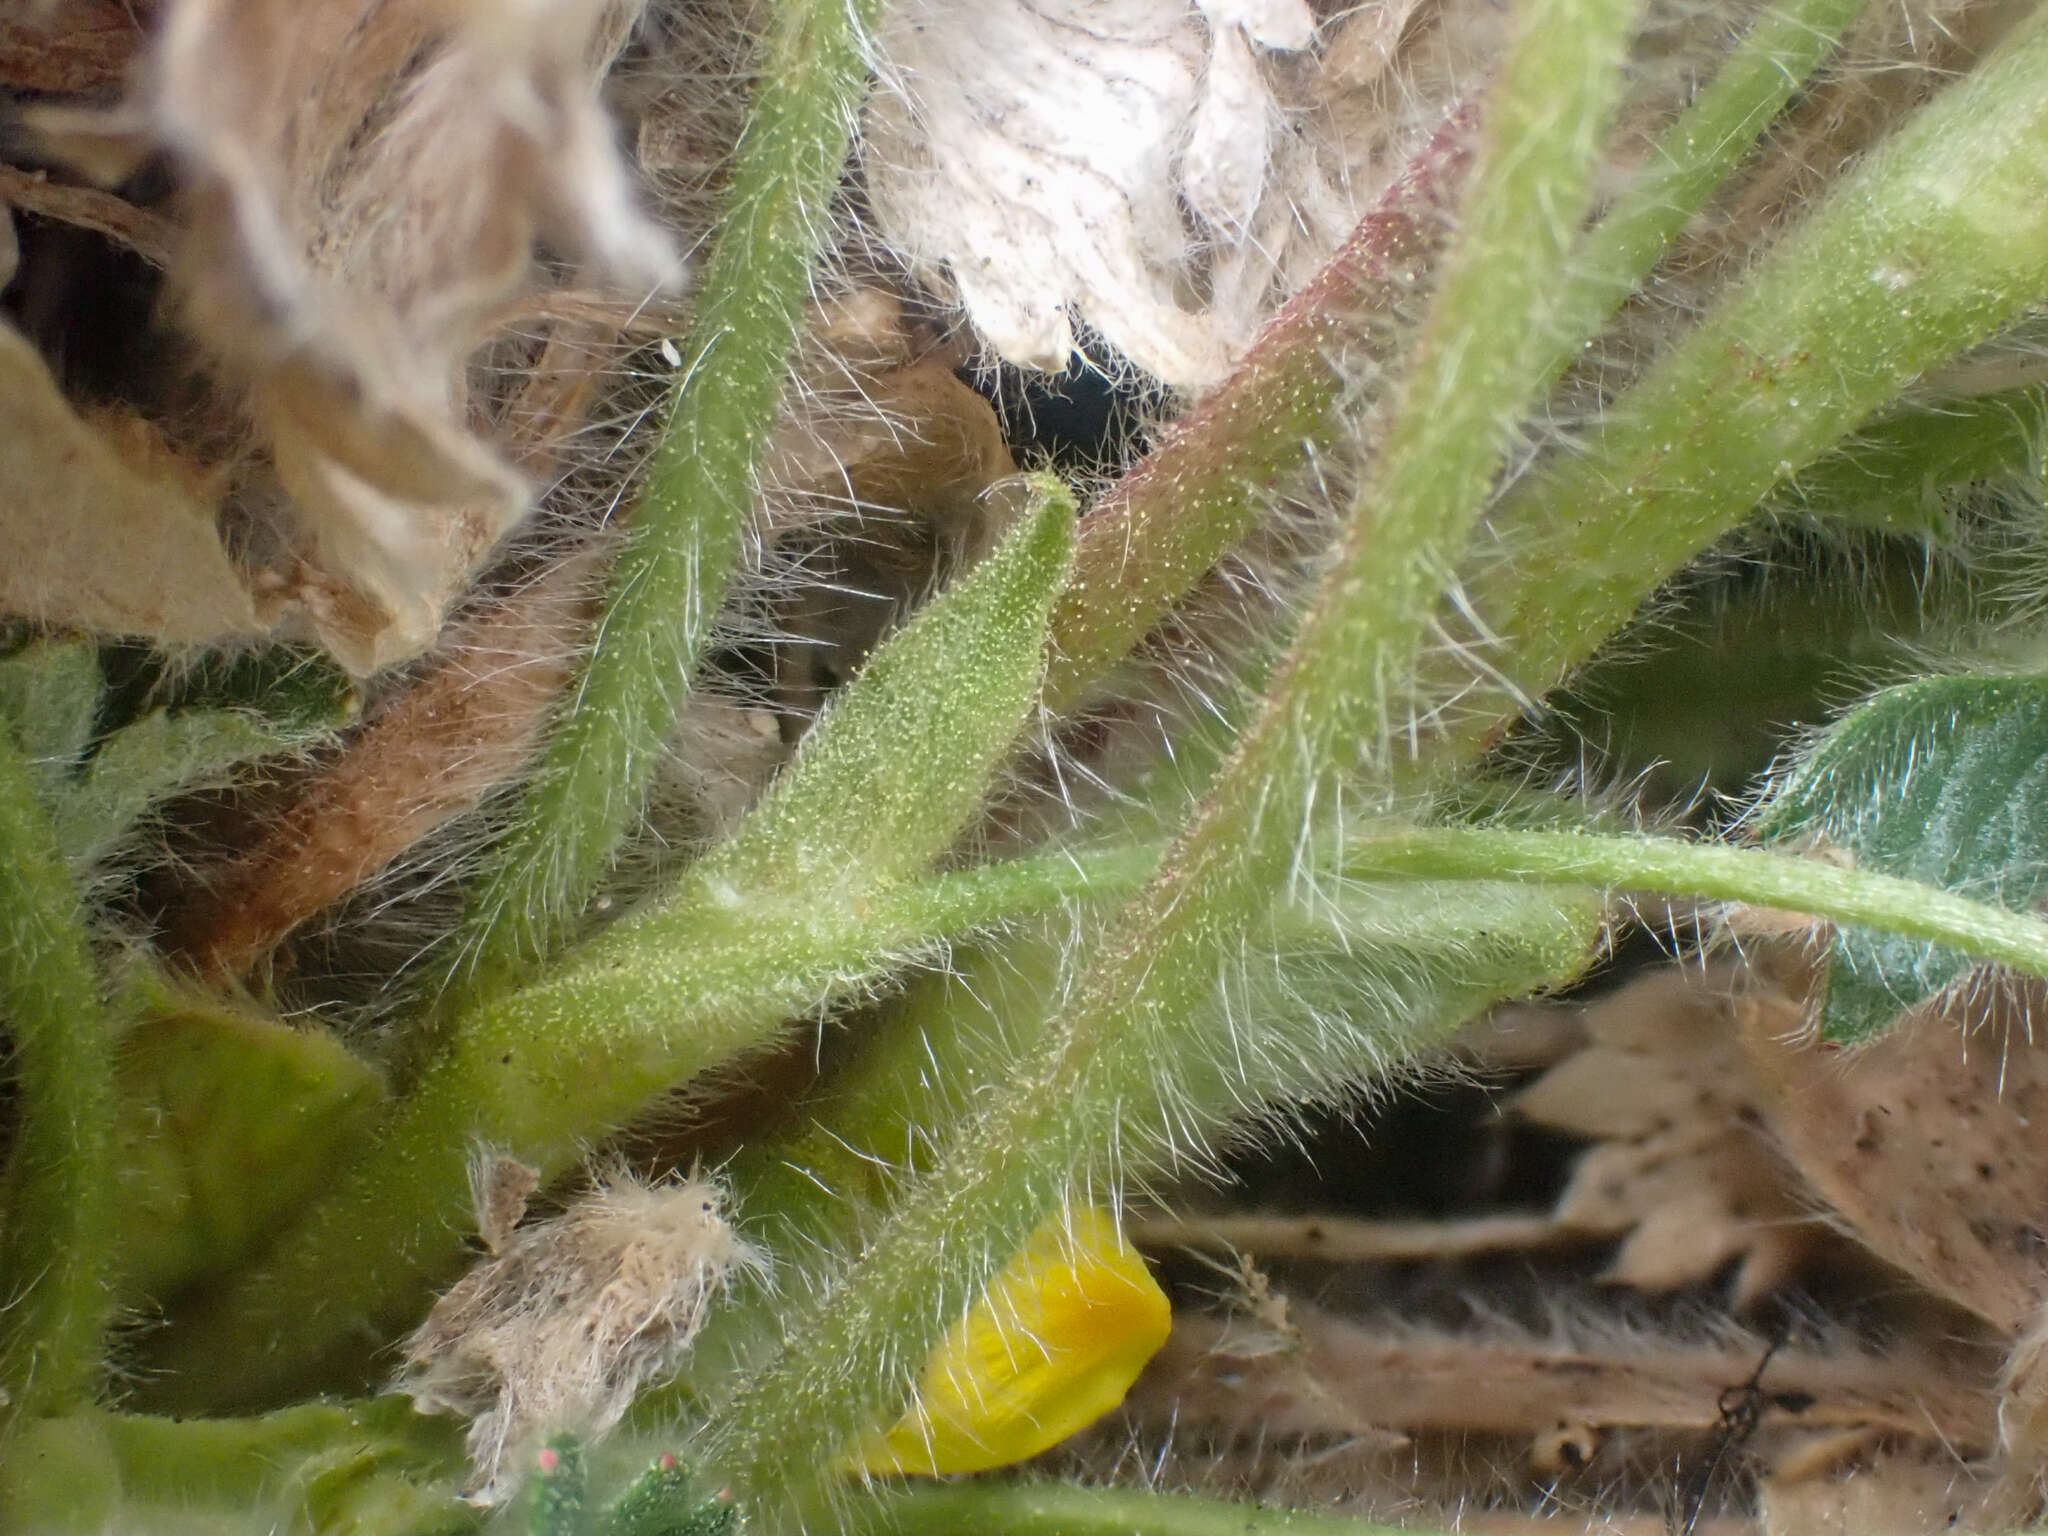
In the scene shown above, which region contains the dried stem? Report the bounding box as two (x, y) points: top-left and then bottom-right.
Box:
(163, 556), (596, 984)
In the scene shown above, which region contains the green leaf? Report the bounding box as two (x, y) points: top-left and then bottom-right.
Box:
(57, 706), (323, 873)
(0, 638), (342, 875)
(699, 478), (1073, 895)
(0, 640), (102, 790)
(1755, 674), (2048, 1039)
(113, 989), (386, 1302)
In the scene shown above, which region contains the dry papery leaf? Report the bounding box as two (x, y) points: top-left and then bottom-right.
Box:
(862, 0), (1824, 392)
(862, 0), (1527, 389)
(1737, 961), (2048, 1519)
(1514, 965), (1829, 1308)
(0, 319), (261, 647)
(123, 0), (676, 672)
(1740, 972), (2048, 1339)
(399, 1154), (765, 1506)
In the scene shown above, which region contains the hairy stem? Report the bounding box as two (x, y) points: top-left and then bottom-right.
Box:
(1043, 0), (1871, 712)
(1347, 825), (2048, 979)
(454, 0), (880, 998)
(871, 1482), (1426, 1536)
(1551, 0), (1876, 350)
(0, 732), (116, 1432)
(1424, 7), (2048, 774)
(701, 0), (1644, 1514)
(1041, 103), (1478, 711)
(139, 844), (1155, 1409)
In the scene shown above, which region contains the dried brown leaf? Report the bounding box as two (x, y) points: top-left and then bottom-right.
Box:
(1739, 978), (2048, 1336)
(0, 320), (259, 646)
(1515, 967), (1824, 1307)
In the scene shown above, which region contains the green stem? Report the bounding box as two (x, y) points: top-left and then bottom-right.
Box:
(871, 1482), (1428, 1536)
(453, 0), (881, 1000)
(1346, 825), (2048, 979)
(1043, 0), (1871, 712)
(137, 845), (1157, 1409)
(872, 1482), (1433, 1536)
(1424, 8), (2048, 777)
(1551, 0), (1876, 351)
(0, 731), (116, 1433)
(700, 0), (1642, 1515)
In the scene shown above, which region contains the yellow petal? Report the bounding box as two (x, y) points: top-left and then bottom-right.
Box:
(849, 1207), (1171, 1477)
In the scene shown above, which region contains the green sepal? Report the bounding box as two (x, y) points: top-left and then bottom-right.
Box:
(1755, 673), (2048, 1039)
(597, 1456), (737, 1536)
(698, 479), (1073, 896)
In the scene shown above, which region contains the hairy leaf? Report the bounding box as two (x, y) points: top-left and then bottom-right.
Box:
(0, 639), (101, 789)
(1756, 674), (2048, 1040)
(113, 989), (386, 1304)
(701, 479), (1073, 894)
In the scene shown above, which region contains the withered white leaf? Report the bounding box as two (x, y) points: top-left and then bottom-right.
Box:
(399, 1159), (765, 1506)
(147, 0), (677, 672)
(862, 0), (1316, 388)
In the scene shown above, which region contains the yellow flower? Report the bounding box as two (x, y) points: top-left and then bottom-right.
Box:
(849, 1207), (1171, 1477)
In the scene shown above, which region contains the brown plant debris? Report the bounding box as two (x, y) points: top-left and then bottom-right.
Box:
(1133, 1211), (1582, 1266)
(0, 319), (260, 646)
(398, 1154), (765, 1506)
(0, 0), (152, 95)
(0, 164), (177, 267)
(160, 557), (596, 983)
(1126, 1301), (1997, 1473)
(145, 0), (676, 672)
(1740, 973), (2048, 1337)
(1515, 964), (1826, 1308)
(1737, 966), (2048, 1520)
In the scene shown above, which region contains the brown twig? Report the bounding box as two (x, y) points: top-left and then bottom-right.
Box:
(162, 553), (598, 984)
(1132, 1304), (1998, 1452)
(0, 162), (176, 267)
